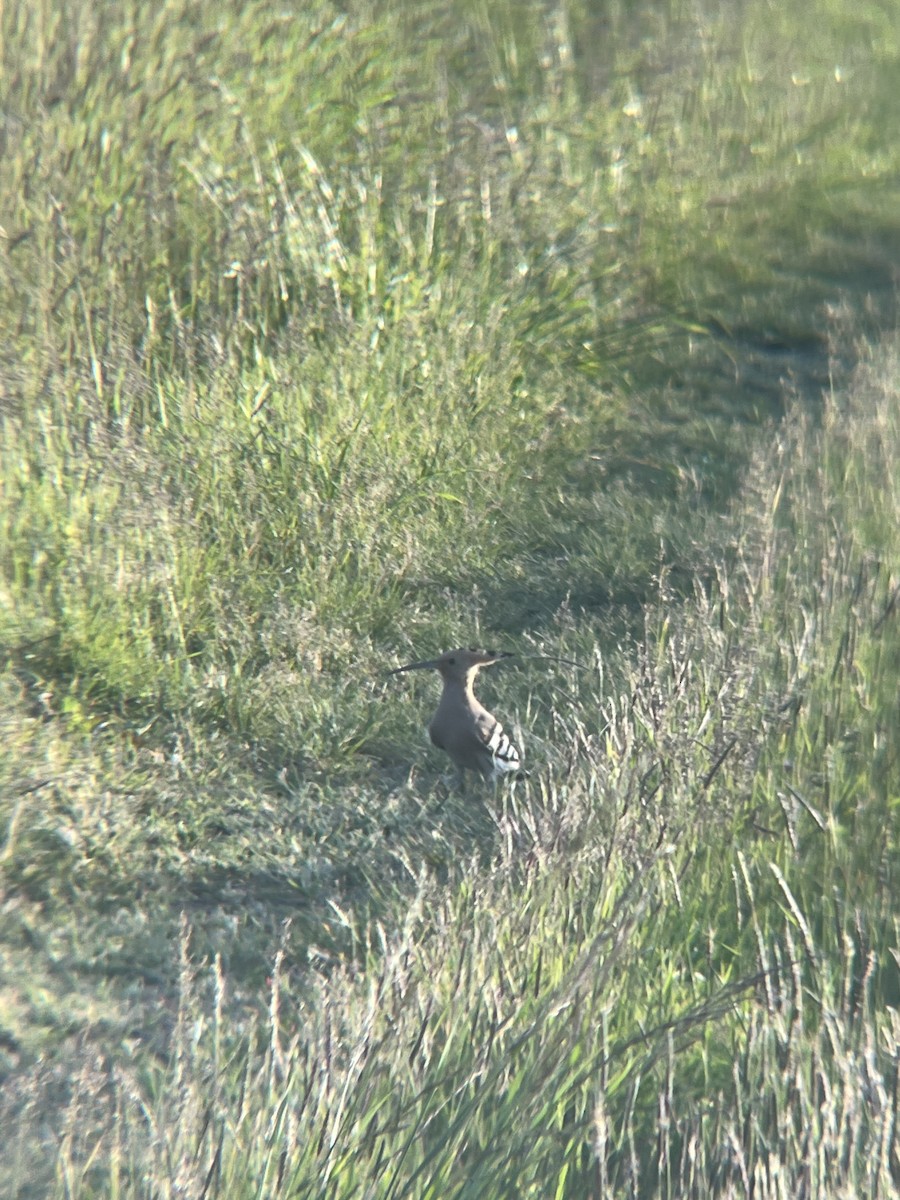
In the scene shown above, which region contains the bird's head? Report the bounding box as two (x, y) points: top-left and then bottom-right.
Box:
(389, 646), (513, 683)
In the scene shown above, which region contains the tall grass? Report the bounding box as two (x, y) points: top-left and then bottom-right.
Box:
(3, 0), (898, 740)
(2, 0), (900, 1195)
(5, 345), (898, 1197)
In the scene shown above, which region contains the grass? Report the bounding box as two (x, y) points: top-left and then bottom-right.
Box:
(5, 354), (898, 1196)
(1, 0), (899, 1194)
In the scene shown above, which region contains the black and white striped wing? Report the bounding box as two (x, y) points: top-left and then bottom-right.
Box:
(481, 718), (522, 779)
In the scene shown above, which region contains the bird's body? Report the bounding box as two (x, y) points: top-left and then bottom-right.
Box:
(390, 647), (521, 780)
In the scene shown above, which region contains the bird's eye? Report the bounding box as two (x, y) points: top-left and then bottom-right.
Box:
(446, 657), (456, 665)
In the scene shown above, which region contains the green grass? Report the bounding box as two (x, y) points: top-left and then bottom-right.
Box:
(5, 353), (898, 1196)
(1, 0), (900, 1194)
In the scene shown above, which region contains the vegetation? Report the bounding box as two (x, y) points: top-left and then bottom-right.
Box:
(1, 0), (899, 1195)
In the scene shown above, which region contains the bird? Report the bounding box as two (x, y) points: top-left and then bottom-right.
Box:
(389, 647), (522, 781)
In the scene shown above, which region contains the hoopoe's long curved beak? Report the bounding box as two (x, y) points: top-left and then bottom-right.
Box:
(388, 657), (443, 675)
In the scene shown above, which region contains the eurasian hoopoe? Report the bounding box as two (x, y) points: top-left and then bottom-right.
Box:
(389, 647), (522, 780)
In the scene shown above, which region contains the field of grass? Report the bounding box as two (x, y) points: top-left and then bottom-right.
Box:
(1, 0), (899, 1195)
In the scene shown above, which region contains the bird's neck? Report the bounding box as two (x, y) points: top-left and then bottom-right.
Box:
(441, 674), (477, 704)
